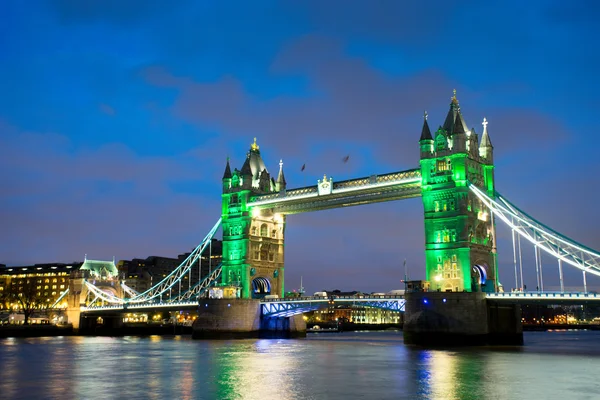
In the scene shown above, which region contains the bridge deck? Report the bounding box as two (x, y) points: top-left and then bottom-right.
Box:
(249, 169), (422, 214)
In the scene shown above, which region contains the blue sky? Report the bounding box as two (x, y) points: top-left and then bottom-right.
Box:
(1, 0), (600, 293)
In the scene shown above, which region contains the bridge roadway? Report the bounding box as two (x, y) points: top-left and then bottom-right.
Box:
(78, 292), (600, 316)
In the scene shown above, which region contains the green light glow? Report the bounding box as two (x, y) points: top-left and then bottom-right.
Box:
(419, 106), (498, 293)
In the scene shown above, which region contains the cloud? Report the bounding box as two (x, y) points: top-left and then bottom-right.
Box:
(0, 120), (217, 265)
(99, 103), (116, 116)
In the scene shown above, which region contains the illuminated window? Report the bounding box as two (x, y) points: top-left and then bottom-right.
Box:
(437, 160), (448, 171)
(443, 202), (447, 212)
(434, 201), (440, 212)
(443, 230), (450, 243)
(452, 255), (457, 262)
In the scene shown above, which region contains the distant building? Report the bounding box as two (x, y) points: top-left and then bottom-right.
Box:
(118, 239), (223, 293)
(80, 257), (118, 279)
(0, 262), (81, 311)
(306, 290), (402, 325)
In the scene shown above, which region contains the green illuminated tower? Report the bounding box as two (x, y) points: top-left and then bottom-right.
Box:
(419, 92), (498, 292)
(221, 138), (286, 299)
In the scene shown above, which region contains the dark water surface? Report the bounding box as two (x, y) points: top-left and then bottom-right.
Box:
(1, 330), (599, 400)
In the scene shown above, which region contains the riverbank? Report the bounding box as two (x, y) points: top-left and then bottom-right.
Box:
(0, 323), (192, 338)
(307, 322), (402, 332)
(0, 324), (76, 338)
(523, 323), (600, 331)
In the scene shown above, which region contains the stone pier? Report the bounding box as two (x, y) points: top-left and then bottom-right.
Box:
(192, 299), (306, 339)
(403, 292), (522, 346)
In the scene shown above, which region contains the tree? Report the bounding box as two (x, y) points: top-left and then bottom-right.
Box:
(3, 278), (48, 324)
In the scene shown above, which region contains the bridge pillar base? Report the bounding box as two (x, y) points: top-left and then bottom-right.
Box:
(403, 292), (522, 346)
(192, 299), (306, 339)
(260, 315), (306, 338)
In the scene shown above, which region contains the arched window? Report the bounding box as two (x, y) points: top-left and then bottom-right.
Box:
(260, 224), (268, 237)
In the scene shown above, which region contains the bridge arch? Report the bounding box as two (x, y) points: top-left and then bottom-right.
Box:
(471, 263), (493, 293)
(252, 277), (271, 298)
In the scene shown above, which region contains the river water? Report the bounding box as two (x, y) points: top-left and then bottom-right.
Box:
(1, 330), (599, 400)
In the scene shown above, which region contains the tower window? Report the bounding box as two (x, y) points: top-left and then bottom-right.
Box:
(260, 224), (268, 237)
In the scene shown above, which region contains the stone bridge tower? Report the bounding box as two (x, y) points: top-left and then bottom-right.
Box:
(419, 91), (498, 292)
(221, 139), (286, 299)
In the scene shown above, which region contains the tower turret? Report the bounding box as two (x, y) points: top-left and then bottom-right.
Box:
(451, 112), (467, 153)
(479, 118), (493, 164)
(222, 157), (232, 192)
(467, 127), (479, 158)
(276, 159), (287, 192)
(419, 111), (434, 159)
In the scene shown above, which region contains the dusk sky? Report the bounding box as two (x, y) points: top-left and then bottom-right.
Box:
(2, 1), (600, 294)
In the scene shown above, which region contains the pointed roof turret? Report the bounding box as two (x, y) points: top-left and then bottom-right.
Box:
(419, 111), (433, 141)
(222, 157), (232, 179)
(241, 153), (252, 176)
(480, 118), (493, 148)
(452, 112), (466, 135)
(442, 89), (469, 134)
(277, 159), (286, 187)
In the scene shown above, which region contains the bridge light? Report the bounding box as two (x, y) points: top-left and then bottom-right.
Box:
(443, 298), (447, 303)
(423, 299), (428, 304)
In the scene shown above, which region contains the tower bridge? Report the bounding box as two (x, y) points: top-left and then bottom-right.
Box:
(65, 92), (600, 344)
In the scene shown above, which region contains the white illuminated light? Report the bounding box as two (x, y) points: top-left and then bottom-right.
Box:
(249, 176), (421, 207)
(469, 184), (600, 277)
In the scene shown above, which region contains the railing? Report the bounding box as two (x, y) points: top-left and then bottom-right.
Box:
(487, 292), (600, 300)
(249, 169), (421, 208)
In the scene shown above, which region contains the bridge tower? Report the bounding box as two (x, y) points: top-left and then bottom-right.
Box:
(419, 92), (498, 292)
(220, 139), (286, 299)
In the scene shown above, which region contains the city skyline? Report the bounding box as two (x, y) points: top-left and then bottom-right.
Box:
(2, 1), (600, 294)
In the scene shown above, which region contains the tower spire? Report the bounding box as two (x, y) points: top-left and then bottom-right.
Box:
(479, 117), (493, 163)
(276, 159), (287, 191)
(222, 156), (232, 179)
(250, 137), (260, 152)
(480, 118), (493, 147)
(419, 111), (433, 141)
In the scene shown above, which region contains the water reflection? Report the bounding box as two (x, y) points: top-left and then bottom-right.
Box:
(1, 332), (600, 400)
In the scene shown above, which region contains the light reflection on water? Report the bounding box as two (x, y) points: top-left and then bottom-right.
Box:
(1, 331), (600, 400)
